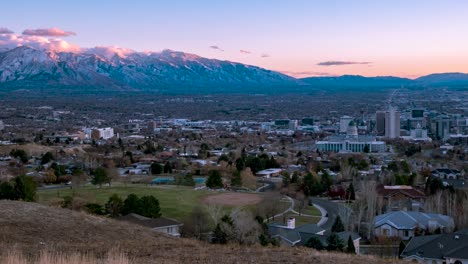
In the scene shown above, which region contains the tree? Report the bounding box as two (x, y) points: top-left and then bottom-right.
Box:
(326, 233), (345, 251)
(363, 145), (370, 153)
(241, 168), (256, 190)
(347, 235), (356, 254)
(122, 193), (141, 215)
(0, 181), (15, 200)
(176, 173), (195, 186)
(321, 171), (333, 191)
(231, 209), (262, 245)
(13, 175), (37, 201)
(91, 167), (110, 188)
(163, 162), (173, 174)
(10, 149), (28, 164)
(206, 170), (223, 189)
(183, 206), (211, 239)
(231, 170), (242, 187)
(151, 163), (163, 175)
(41, 152), (54, 165)
(139, 195), (161, 218)
(346, 182), (356, 201)
(331, 215), (345, 232)
(398, 240), (406, 258)
(212, 223), (228, 244)
(85, 203), (105, 215)
(43, 169), (57, 184)
(105, 194), (123, 217)
(305, 237), (325, 250)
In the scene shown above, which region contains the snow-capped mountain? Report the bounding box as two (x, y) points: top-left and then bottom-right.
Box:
(0, 46), (297, 89)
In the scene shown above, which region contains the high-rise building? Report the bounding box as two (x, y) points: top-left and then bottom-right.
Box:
(435, 116), (450, 140)
(340, 116), (353, 133)
(385, 109), (400, 139)
(91, 127), (114, 140)
(376, 111), (386, 136)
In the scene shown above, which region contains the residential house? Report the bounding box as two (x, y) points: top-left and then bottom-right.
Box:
(117, 213), (183, 237)
(377, 185), (426, 212)
(374, 211), (454, 240)
(401, 231), (468, 264)
(268, 220), (325, 246)
(268, 218), (361, 254)
(432, 168), (463, 180)
(256, 168), (282, 178)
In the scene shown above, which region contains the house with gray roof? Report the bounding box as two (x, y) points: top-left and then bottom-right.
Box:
(432, 168), (463, 180)
(401, 231), (468, 264)
(374, 211), (454, 240)
(268, 219), (326, 246)
(117, 213), (183, 237)
(268, 218), (361, 253)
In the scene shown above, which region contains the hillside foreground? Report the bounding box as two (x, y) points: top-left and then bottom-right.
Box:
(0, 201), (400, 263)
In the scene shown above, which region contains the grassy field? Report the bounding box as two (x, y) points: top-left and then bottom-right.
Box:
(302, 204), (322, 216)
(37, 184), (211, 220)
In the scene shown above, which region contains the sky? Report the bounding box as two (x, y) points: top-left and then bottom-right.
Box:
(1, 0), (468, 78)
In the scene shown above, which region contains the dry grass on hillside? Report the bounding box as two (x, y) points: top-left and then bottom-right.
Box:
(0, 201), (401, 264)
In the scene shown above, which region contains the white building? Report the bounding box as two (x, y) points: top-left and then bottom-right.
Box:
(91, 127), (114, 140)
(316, 135), (386, 153)
(340, 116), (354, 133)
(401, 123), (432, 142)
(385, 108), (400, 139)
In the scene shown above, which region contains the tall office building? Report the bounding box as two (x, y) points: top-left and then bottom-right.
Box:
(376, 111), (386, 136)
(435, 116), (450, 140)
(385, 108), (400, 139)
(340, 116), (353, 133)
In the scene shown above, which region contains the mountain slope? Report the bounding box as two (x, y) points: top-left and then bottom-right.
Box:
(0, 200), (393, 263)
(415, 72), (468, 86)
(0, 46), (297, 90)
(300, 75), (414, 89)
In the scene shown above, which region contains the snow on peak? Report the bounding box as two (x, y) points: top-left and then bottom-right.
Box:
(85, 46), (135, 59)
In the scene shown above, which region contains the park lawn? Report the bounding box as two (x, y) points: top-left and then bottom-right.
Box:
(302, 205), (322, 216)
(37, 184), (211, 221)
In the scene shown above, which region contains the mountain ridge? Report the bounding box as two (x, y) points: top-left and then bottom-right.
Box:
(0, 46), (467, 92)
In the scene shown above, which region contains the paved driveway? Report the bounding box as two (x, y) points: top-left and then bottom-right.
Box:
(310, 197), (351, 231)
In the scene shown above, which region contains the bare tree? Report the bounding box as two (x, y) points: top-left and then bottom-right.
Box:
(241, 168), (257, 190)
(205, 203), (223, 226)
(231, 209), (262, 245)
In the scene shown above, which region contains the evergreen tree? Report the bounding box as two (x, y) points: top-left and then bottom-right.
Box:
(346, 182), (356, 200)
(41, 152), (54, 165)
(331, 216), (345, 232)
(91, 167), (110, 188)
(398, 241), (406, 258)
(163, 162), (173, 174)
(206, 170), (223, 189)
(231, 170), (242, 187)
(0, 181), (16, 200)
(122, 193), (142, 215)
(321, 171), (333, 190)
(105, 194), (123, 217)
(151, 163), (163, 174)
(326, 233), (345, 251)
(139, 195), (161, 218)
(212, 223), (228, 244)
(305, 237), (325, 250)
(347, 235), (356, 254)
(13, 175), (37, 201)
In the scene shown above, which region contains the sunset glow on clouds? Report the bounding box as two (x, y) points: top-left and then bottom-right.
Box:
(1, 1), (468, 78)
(0, 28), (80, 53)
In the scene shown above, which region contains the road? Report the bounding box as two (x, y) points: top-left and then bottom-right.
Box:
(310, 197), (352, 231)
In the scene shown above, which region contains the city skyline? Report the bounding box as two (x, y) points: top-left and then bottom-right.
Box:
(1, 0), (468, 78)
